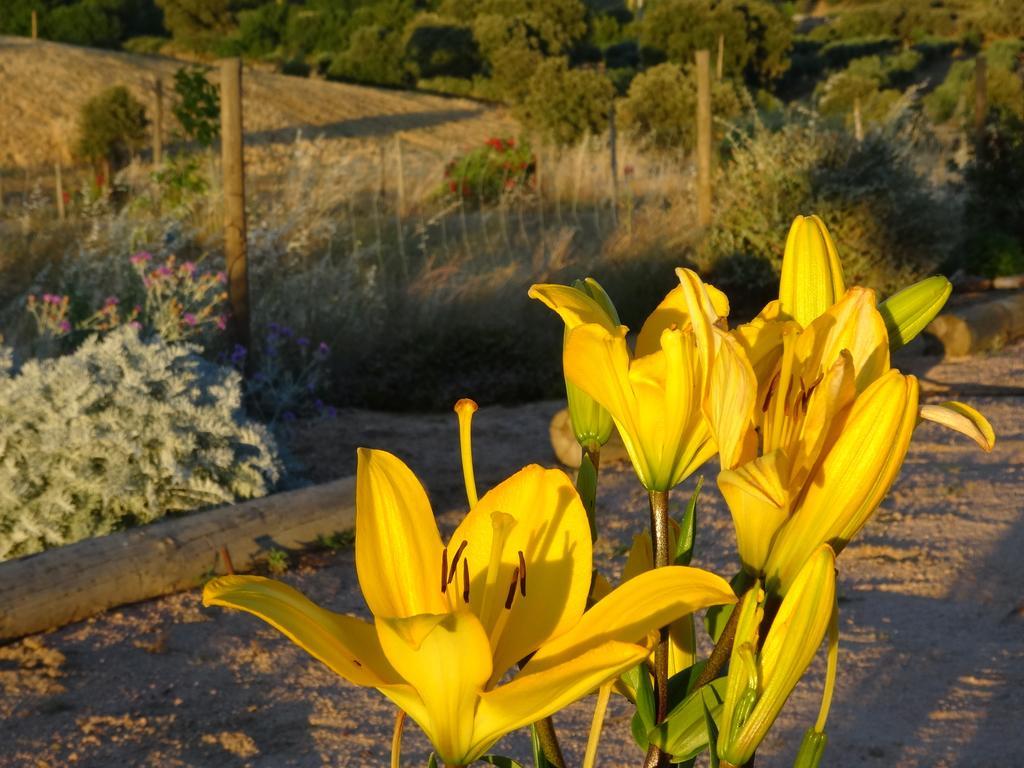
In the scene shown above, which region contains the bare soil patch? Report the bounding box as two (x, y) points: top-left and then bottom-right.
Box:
(1, 343), (1021, 767)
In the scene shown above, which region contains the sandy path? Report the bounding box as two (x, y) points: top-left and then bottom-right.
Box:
(0, 343), (1021, 767)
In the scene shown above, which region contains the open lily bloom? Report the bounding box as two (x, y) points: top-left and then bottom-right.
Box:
(560, 268), (755, 492)
(205, 439), (735, 765)
(721, 218), (995, 593)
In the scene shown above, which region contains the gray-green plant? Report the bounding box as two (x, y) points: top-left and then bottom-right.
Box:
(0, 327), (281, 561)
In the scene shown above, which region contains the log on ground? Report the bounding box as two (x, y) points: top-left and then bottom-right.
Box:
(0, 476), (355, 642)
(926, 292), (1024, 357)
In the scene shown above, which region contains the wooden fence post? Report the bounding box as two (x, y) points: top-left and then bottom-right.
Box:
(716, 34), (725, 80)
(54, 162), (65, 221)
(31, 10), (38, 40)
(695, 49), (713, 228)
(974, 53), (988, 143)
(853, 96), (864, 142)
(219, 58), (251, 365)
(153, 77), (164, 167)
(608, 100), (619, 227)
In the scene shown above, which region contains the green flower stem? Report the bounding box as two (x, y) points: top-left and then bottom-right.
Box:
(534, 715), (568, 767)
(643, 488), (672, 768)
(691, 601), (741, 691)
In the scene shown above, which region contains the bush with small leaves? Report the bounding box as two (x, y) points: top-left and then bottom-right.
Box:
(618, 62), (746, 153)
(0, 327), (281, 561)
(520, 58), (614, 146)
(75, 85), (149, 171)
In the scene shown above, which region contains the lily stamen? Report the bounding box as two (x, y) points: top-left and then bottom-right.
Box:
(440, 547), (449, 593)
(518, 550), (527, 597)
(462, 557), (470, 603)
(504, 567), (521, 609)
(448, 540), (468, 585)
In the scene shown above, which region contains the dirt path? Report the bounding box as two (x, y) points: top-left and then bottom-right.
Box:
(1, 343), (1021, 767)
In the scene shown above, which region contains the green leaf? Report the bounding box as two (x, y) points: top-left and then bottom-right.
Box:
(427, 753), (439, 768)
(576, 451), (598, 542)
(480, 756), (527, 768)
(703, 686), (722, 768)
(705, 571), (754, 642)
(674, 476), (702, 566)
(793, 728), (829, 768)
(648, 677), (728, 763)
(628, 662), (656, 749)
(878, 275), (951, 350)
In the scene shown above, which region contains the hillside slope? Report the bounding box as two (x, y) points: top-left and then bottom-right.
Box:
(0, 36), (515, 169)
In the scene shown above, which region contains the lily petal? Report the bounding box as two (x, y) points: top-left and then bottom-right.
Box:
(635, 275), (729, 358)
(525, 566), (735, 674)
(528, 283), (619, 332)
(356, 449), (448, 618)
(473, 640), (650, 760)
(796, 287), (889, 392)
(765, 371), (919, 592)
(447, 465), (592, 681)
(919, 401), (995, 452)
(564, 323), (652, 486)
(377, 611), (492, 765)
(202, 575), (400, 687)
(706, 327), (758, 470)
(718, 450), (790, 575)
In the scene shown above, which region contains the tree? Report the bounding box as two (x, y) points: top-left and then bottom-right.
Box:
(618, 62), (745, 153)
(329, 25), (409, 87)
(404, 15), (481, 80)
(76, 85), (148, 173)
(520, 58), (614, 146)
(639, 0), (791, 87)
(172, 66), (220, 147)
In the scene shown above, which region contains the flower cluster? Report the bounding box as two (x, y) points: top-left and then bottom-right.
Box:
(201, 215), (994, 768)
(25, 293), (72, 337)
(442, 136), (536, 204)
(130, 252), (228, 342)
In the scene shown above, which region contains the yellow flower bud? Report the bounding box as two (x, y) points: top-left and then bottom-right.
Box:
(877, 275), (951, 350)
(778, 215), (846, 327)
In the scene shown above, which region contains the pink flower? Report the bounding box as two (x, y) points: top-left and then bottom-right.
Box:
(216, 271), (227, 284)
(180, 261), (197, 277)
(216, 315), (227, 330)
(58, 320), (71, 333)
(130, 252), (153, 266)
(183, 313), (197, 326)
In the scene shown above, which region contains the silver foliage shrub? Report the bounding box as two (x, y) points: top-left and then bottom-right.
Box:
(0, 327), (282, 560)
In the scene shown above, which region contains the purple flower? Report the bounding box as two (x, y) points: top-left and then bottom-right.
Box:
(180, 261), (197, 276)
(230, 344), (247, 366)
(326, 405), (337, 418)
(316, 341), (330, 357)
(58, 320), (71, 333)
(283, 411), (297, 422)
(297, 336), (310, 348)
(130, 251), (153, 266)
(104, 296), (120, 307)
(183, 313), (197, 326)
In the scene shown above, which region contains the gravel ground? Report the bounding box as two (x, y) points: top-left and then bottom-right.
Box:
(1, 342), (1021, 768)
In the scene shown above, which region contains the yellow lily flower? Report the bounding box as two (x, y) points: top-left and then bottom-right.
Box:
(561, 268), (755, 491)
(205, 440), (735, 765)
(717, 545), (837, 767)
(724, 270), (994, 593)
(529, 278), (620, 449)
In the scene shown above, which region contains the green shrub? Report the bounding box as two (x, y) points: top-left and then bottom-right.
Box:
(328, 25), (409, 87)
(639, 0), (791, 87)
(520, 58), (614, 145)
(706, 114), (958, 298)
(45, 1), (123, 48)
(960, 115), (1024, 277)
(404, 16), (481, 80)
(172, 65), (220, 147)
(123, 35), (170, 54)
(75, 85), (149, 169)
(0, 327), (281, 561)
(925, 53), (1024, 126)
(235, 2), (289, 58)
(618, 62), (746, 153)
